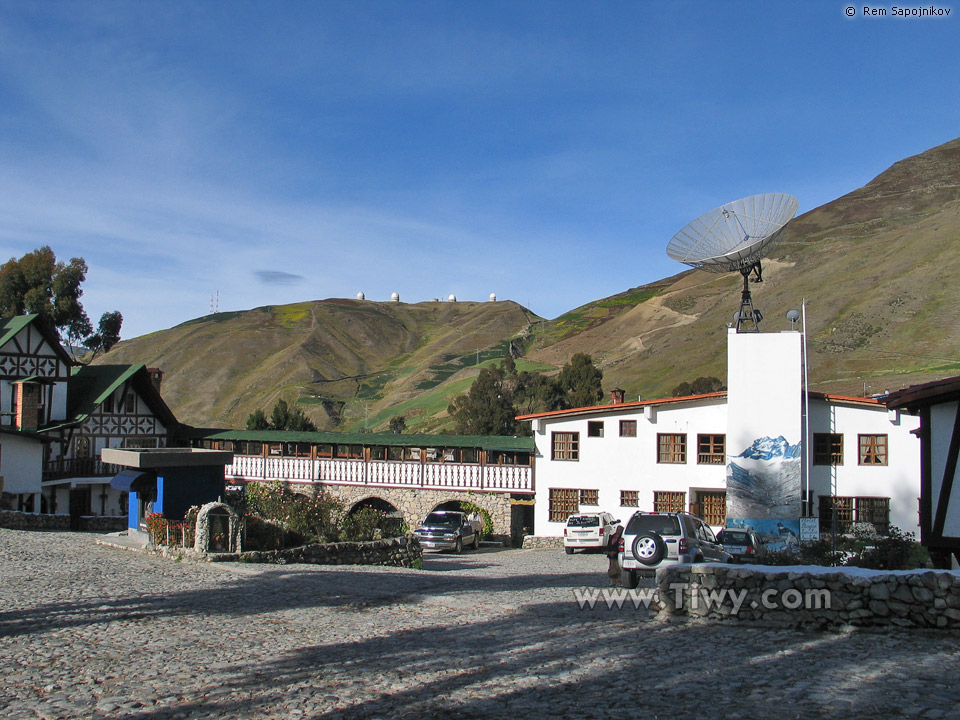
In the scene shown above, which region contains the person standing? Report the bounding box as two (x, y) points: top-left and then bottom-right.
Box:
(606, 524), (624, 586)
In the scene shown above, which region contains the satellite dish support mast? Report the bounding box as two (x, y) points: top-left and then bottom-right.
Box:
(666, 193), (798, 332)
(735, 264), (765, 332)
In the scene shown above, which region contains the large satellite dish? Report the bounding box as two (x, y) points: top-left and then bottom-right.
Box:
(667, 193), (798, 331)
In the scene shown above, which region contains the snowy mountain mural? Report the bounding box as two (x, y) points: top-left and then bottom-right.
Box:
(726, 436), (802, 521)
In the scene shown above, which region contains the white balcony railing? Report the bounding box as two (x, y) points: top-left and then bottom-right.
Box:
(224, 454), (533, 494)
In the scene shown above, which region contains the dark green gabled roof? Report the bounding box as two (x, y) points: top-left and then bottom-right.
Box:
(0, 314), (74, 366)
(179, 426), (535, 452)
(66, 364), (179, 429)
(68, 364), (143, 420)
(0, 315), (35, 348)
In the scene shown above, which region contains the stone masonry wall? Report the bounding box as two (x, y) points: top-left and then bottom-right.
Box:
(239, 535), (421, 568)
(520, 535), (564, 549)
(656, 564), (960, 630)
(283, 483), (513, 543)
(0, 510), (126, 533)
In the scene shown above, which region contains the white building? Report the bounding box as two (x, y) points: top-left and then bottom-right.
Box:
(0, 314), (177, 523)
(519, 328), (921, 543)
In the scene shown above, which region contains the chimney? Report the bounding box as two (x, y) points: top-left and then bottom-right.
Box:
(147, 368), (164, 394)
(610, 388), (625, 405)
(15, 381), (41, 431)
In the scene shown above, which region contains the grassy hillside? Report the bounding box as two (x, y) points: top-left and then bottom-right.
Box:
(526, 137), (960, 400)
(101, 137), (960, 428)
(102, 299), (542, 431)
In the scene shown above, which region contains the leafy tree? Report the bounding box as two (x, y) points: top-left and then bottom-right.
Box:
(285, 404), (317, 432)
(448, 363), (519, 436)
(246, 408), (269, 430)
(514, 370), (566, 415)
(83, 311), (123, 360)
(0, 246), (123, 355)
(246, 399), (317, 432)
(389, 415), (406, 434)
(672, 376), (725, 397)
(270, 399), (292, 430)
(268, 398), (317, 432)
(558, 353), (603, 408)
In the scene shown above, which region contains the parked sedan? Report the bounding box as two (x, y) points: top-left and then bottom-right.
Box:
(716, 528), (765, 563)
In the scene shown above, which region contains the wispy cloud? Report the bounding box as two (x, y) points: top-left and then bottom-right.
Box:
(255, 271), (304, 285)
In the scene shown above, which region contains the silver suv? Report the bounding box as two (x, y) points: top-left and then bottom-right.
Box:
(619, 511), (731, 589)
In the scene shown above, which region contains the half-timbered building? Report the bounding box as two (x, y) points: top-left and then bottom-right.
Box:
(887, 376), (960, 568)
(0, 314), (178, 523)
(0, 315), (73, 509)
(42, 364), (178, 520)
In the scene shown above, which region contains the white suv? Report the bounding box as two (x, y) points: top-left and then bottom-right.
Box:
(563, 512), (620, 554)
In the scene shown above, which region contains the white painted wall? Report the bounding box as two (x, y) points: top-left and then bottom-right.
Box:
(531, 398), (729, 535)
(807, 400), (920, 534)
(930, 401), (960, 538)
(2, 433), (44, 494)
(529, 331), (921, 538)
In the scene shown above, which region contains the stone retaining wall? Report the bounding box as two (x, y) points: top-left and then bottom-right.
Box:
(520, 535), (564, 549)
(0, 510), (126, 533)
(657, 564), (960, 630)
(239, 534), (422, 568)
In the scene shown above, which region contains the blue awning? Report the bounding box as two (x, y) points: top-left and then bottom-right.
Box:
(110, 469), (156, 492)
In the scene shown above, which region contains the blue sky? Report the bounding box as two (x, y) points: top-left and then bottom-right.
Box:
(0, 1), (957, 339)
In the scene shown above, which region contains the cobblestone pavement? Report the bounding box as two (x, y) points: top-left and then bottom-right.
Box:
(2, 530), (960, 720)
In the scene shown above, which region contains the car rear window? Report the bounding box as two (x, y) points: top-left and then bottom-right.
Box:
(626, 514), (681, 536)
(719, 531), (750, 544)
(567, 516), (600, 527)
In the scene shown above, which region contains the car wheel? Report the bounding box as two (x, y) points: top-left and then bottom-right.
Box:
(454, 538), (462, 554)
(632, 532), (666, 566)
(621, 569), (638, 589)
(564, 547), (574, 555)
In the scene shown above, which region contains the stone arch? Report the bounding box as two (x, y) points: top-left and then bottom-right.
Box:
(322, 485), (513, 541)
(194, 501), (242, 554)
(346, 496), (404, 536)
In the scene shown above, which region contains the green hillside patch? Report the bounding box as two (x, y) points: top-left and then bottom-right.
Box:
(274, 303), (311, 328)
(357, 371), (394, 399)
(596, 288), (661, 308)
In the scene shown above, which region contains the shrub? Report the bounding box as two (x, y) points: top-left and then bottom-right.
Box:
(759, 525), (927, 570)
(245, 481), (344, 544)
(845, 525), (928, 570)
(243, 513), (286, 550)
(341, 508), (387, 542)
(144, 512), (194, 548)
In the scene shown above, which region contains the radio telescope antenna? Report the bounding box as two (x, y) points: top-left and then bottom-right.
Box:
(666, 193), (798, 332)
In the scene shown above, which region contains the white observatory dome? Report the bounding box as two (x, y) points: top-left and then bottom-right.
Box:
(391, 292), (400, 302)
(448, 294), (457, 302)
(356, 291), (365, 301)
(489, 293), (497, 302)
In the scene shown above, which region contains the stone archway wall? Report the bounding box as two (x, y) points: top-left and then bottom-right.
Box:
(321, 485), (512, 540)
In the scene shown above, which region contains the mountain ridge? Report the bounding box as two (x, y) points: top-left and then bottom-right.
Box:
(99, 137), (960, 431)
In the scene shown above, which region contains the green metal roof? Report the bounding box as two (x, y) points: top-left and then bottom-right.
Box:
(0, 315), (36, 348)
(68, 364), (144, 421)
(180, 426), (535, 452)
(0, 315), (74, 366)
